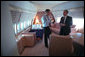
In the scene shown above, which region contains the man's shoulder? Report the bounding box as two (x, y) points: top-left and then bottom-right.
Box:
(41, 15), (47, 20)
(61, 16), (69, 18)
(67, 16), (72, 18)
(42, 14), (46, 18)
(61, 16), (63, 18)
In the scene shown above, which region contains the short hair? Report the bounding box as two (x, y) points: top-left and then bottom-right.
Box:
(64, 10), (69, 14)
(45, 9), (50, 13)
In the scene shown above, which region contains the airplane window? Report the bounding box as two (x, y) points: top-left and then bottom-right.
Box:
(27, 20), (31, 27)
(24, 21), (28, 28)
(20, 22), (24, 30)
(14, 24), (17, 34)
(73, 18), (84, 30)
(17, 23), (21, 33)
(12, 15), (33, 35)
(10, 9), (34, 35)
(13, 24), (17, 34)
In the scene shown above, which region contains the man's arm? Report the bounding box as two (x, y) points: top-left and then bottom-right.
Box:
(60, 17), (62, 24)
(69, 17), (73, 28)
(65, 16), (72, 27)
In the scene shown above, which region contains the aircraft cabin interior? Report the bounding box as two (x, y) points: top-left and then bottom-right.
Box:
(1, 1), (84, 56)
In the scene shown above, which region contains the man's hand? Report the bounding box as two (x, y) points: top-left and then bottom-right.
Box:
(60, 23), (66, 26)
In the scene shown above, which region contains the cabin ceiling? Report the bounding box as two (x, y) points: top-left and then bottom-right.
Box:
(30, 1), (68, 11)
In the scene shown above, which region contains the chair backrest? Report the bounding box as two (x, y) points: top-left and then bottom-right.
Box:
(49, 34), (73, 56)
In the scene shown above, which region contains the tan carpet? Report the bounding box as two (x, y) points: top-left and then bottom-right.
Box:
(20, 37), (49, 56)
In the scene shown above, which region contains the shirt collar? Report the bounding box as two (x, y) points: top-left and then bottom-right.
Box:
(63, 15), (67, 18)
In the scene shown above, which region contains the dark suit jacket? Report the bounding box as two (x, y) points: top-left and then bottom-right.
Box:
(60, 16), (73, 35)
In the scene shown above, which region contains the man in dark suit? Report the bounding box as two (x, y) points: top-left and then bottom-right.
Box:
(59, 10), (73, 35)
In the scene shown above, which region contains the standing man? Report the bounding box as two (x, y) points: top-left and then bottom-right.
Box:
(59, 10), (73, 35)
(41, 9), (52, 48)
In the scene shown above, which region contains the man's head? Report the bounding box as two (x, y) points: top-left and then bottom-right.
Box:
(45, 9), (51, 15)
(63, 10), (69, 16)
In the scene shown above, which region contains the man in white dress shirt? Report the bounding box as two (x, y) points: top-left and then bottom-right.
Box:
(41, 9), (52, 48)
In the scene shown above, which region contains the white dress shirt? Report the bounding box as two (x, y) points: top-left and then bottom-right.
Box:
(41, 14), (51, 27)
